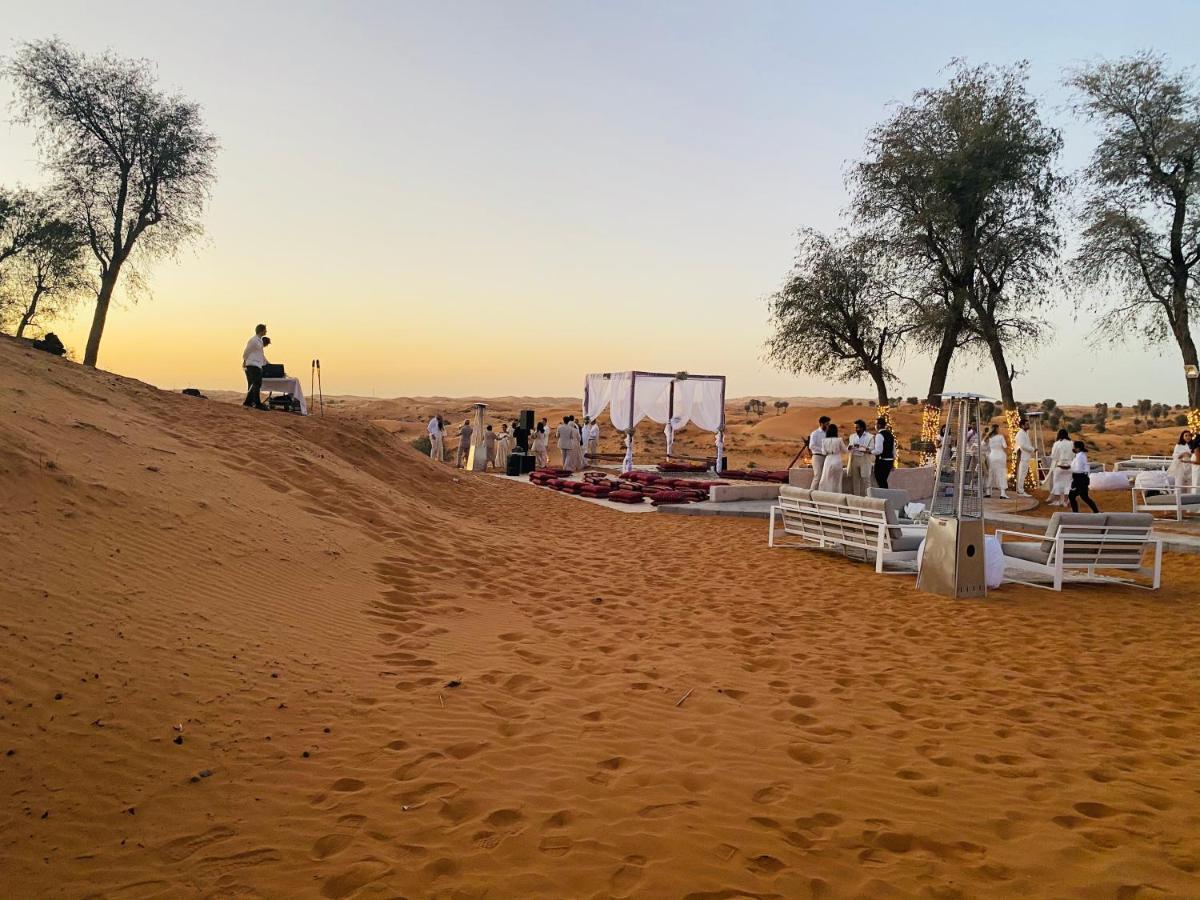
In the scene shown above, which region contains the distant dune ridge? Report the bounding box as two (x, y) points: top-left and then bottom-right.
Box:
(2, 334), (1200, 897)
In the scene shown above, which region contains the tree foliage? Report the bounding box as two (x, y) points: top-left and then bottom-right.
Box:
(0, 192), (90, 337)
(853, 61), (1063, 408)
(766, 229), (906, 405)
(6, 40), (218, 366)
(1068, 52), (1200, 405)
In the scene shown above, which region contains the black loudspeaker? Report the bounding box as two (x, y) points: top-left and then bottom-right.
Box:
(519, 409), (535, 430)
(521, 454), (537, 474)
(506, 453), (524, 476)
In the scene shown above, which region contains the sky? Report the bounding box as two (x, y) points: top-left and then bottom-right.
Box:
(2, 0), (1198, 403)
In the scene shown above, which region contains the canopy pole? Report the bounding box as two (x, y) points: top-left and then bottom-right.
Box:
(667, 381), (675, 459)
(628, 373), (637, 469)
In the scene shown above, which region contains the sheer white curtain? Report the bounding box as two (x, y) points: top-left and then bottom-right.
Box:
(584, 374), (612, 422)
(673, 378), (724, 431)
(583, 372), (724, 433)
(632, 374), (674, 425)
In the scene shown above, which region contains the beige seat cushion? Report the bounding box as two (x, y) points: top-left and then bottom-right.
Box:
(1003, 542), (1051, 565)
(780, 485), (812, 502)
(1041, 512), (1105, 554)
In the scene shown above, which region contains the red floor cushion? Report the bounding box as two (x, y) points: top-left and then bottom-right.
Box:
(608, 490), (645, 503)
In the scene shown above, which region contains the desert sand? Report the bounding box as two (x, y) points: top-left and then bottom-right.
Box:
(3, 337), (1200, 898)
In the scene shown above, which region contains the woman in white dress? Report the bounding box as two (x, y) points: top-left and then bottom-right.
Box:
(984, 424), (1009, 499)
(532, 422), (549, 469)
(1168, 430), (1193, 489)
(1044, 428), (1073, 507)
(818, 423), (847, 492)
(494, 424), (513, 470)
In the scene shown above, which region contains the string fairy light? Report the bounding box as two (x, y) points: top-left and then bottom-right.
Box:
(919, 404), (941, 466)
(1004, 407), (1022, 490)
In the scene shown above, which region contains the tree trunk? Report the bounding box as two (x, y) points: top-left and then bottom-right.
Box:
(15, 286), (45, 338)
(984, 332), (1017, 410)
(870, 368), (889, 407)
(83, 265), (121, 368)
(925, 306), (962, 405)
(1173, 315), (1200, 408)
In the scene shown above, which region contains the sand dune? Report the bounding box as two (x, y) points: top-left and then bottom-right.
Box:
(3, 336), (1200, 897)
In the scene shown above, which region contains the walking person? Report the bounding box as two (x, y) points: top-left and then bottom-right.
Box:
(1044, 428), (1073, 507)
(871, 416), (895, 489)
(984, 424), (1009, 499)
(242, 324), (269, 410)
(1068, 440), (1100, 512)
(808, 416), (831, 486)
(847, 419), (874, 496)
(818, 423), (847, 492)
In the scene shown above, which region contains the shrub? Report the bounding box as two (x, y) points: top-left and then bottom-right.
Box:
(1095, 421), (1107, 433)
(1114, 402), (1123, 409)
(1041, 398), (1057, 412)
(411, 435), (432, 455)
(906, 396), (919, 405)
(1176, 413), (1189, 427)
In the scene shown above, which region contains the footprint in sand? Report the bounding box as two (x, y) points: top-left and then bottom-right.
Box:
(319, 859), (393, 900)
(610, 854), (647, 895)
(638, 800), (699, 819)
(158, 826), (236, 863)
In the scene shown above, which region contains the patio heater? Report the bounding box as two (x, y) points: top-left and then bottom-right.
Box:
(465, 402), (489, 472)
(917, 392), (988, 599)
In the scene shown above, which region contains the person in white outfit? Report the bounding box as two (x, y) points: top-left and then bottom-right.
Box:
(1044, 429), (1074, 507)
(532, 422), (549, 469)
(818, 423), (846, 493)
(426, 415), (443, 462)
(807, 416), (831, 486)
(585, 419), (600, 462)
(1169, 430), (1193, 490)
(984, 424), (1009, 499)
(1015, 419), (1036, 495)
(556, 416), (578, 469)
(846, 419), (874, 496)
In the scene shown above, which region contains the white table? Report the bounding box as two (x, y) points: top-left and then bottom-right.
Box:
(261, 376), (308, 415)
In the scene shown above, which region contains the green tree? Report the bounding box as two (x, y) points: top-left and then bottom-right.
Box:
(7, 40), (218, 367)
(855, 61), (1064, 409)
(1069, 52), (1200, 405)
(766, 229), (907, 406)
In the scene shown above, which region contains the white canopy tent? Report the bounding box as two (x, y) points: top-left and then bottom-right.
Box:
(583, 371), (727, 472)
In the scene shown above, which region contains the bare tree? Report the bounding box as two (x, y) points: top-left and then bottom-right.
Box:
(854, 61), (1063, 409)
(1069, 53), (1200, 406)
(766, 229), (907, 406)
(7, 40), (218, 367)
